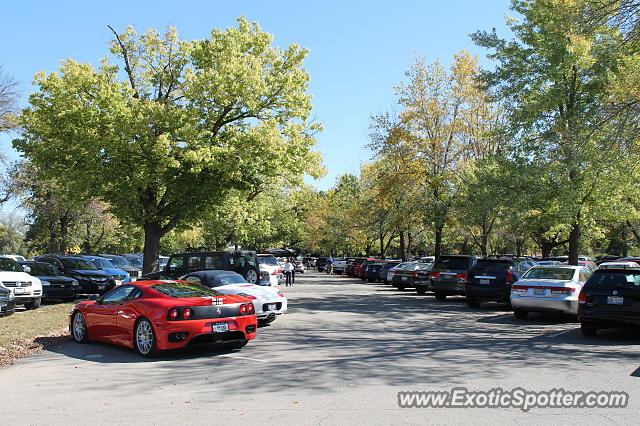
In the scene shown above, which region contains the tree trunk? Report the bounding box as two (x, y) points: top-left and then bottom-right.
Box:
(480, 222), (488, 257)
(142, 222), (165, 275)
(379, 234), (385, 259)
(48, 219), (58, 253)
(59, 213), (70, 253)
(407, 231), (413, 258)
(434, 225), (443, 259)
(568, 220), (580, 266)
(399, 230), (406, 262)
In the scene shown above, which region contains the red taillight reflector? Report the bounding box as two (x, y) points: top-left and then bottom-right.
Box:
(183, 308), (193, 319)
(431, 272), (441, 278)
(456, 272), (467, 280)
(169, 308), (180, 319)
(505, 270), (515, 284)
(511, 285), (527, 291)
(278, 293), (285, 297)
(239, 304), (247, 314)
(412, 272), (418, 278)
(247, 303), (255, 314)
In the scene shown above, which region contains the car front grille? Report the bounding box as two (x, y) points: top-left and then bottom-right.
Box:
(114, 275), (127, 281)
(127, 270), (140, 279)
(90, 277), (108, 283)
(1, 281), (32, 287)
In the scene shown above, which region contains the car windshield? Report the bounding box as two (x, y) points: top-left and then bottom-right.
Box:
(434, 257), (470, 270)
(384, 262), (400, 268)
(25, 263), (61, 276)
(0, 257), (23, 272)
(416, 263), (433, 271)
(61, 258), (98, 270)
(105, 256), (130, 268)
(400, 263), (418, 270)
(473, 260), (512, 273)
(258, 256), (279, 266)
(586, 272), (640, 289)
(152, 282), (222, 298)
(127, 257), (143, 268)
(523, 267), (575, 280)
(90, 258), (116, 269)
(217, 274), (248, 285)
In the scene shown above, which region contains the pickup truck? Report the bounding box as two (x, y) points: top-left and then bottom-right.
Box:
(332, 258), (347, 274)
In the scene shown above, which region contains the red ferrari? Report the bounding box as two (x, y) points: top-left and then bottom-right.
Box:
(69, 280), (258, 357)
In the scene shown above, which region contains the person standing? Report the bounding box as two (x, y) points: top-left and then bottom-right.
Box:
(284, 259), (294, 286)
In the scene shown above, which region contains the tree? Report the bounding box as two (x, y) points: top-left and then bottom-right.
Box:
(15, 19), (323, 273)
(473, 0), (634, 264)
(0, 65), (19, 133)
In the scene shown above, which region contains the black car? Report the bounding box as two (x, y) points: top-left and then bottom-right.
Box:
(19, 261), (80, 301)
(144, 251), (261, 284)
(429, 255), (478, 301)
(99, 254), (142, 281)
(413, 263), (434, 295)
(0, 285), (16, 316)
(578, 267), (640, 336)
(35, 255), (116, 295)
(379, 260), (401, 284)
(365, 261), (385, 282)
(392, 262), (432, 291)
(465, 257), (537, 308)
(316, 257), (328, 272)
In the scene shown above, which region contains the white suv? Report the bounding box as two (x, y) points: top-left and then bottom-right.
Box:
(0, 257), (43, 310)
(258, 254), (282, 286)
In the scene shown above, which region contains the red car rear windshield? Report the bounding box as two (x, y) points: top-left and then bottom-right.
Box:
(152, 282), (223, 298)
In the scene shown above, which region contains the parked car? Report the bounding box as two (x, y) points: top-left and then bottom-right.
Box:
(82, 255), (131, 286)
(123, 254), (144, 269)
(364, 261), (385, 282)
(0, 285), (16, 316)
(0, 257), (43, 309)
(413, 263), (434, 295)
(36, 254), (115, 295)
(356, 258), (381, 280)
(510, 265), (591, 319)
(465, 257), (537, 308)
(430, 255), (478, 301)
(331, 258), (346, 274)
(69, 280), (258, 357)
(143, 251), (261, 284)
(346, 258), (364, 277)
(294, 259), (305, 274)
(99, 254), (142, 281)
(380, 260), (401, 283)
(597, 261), (640, 270)
(182, 270), (287, 324)
(19, 261), (79, 302)
(392, 262), (431, 291)
(535, 260), (562, 266)
(2, 255), (26, 262)
(257, 254), (281, 286)
(578, 267), (640, 336)
(316, 257), (328, 272)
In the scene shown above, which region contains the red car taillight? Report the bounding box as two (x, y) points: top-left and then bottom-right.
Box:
(278, 292), (285, 297)
(239, 304), (247, 314)
(246, 303), (255, 314)
(505, 270), (515, 284)
(431, 272), (441, 278)
(578, 290), (592, 304)
(456, 272), (467, 280)
(412, 271), (418, 278)
(182, 308), (193, 319)
(168, 308), (180, 320)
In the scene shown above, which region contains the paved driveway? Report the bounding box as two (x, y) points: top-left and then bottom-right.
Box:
(3, 272), (639, 424)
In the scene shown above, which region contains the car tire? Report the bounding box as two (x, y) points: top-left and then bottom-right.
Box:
(71, 311), (89, 343)
(513, 309), (528, 319)
(581, 323), (597, 337)
(245, 269), (258, 284)
(134, 317), (158, 358)
(466, 297), (481, 308)
(227, 339), (248, 350)
(24, 298), (42, 310)
(416, 287), (427, 295)
(435, 293), (446, 301)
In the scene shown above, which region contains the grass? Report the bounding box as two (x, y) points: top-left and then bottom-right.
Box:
(0, 302), (75, 366)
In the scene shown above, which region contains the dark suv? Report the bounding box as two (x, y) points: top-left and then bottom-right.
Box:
(578, 267), (640, 336)
(143, 251), (260, 284)
(429, 255), (478, 301)
(465, 257), (537, 308)
(35, 255), (115, 295)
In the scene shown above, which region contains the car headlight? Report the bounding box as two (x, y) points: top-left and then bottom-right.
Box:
(41, 280), (51, 287)
(8, 292), (14, 300)
(71, 280), (79, 287)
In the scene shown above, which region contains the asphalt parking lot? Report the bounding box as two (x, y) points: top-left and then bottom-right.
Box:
(3, 271), (639, 425)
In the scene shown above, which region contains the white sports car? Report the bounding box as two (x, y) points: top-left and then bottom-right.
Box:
(181, 270), (287, 323)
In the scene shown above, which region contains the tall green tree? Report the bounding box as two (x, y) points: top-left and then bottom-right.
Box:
(15, 18), (323, 273)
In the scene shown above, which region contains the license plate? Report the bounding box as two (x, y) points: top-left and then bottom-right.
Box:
(213, 322), (229, 333)
(402, 276), (408, 281)
(479, 279), (490, 285)
(533, 288), (546, 296)
(267, 303), (277, 311)
(98, 285), (105, 290)
(607, 296), (624, 305)
(13, 288), (26, 294)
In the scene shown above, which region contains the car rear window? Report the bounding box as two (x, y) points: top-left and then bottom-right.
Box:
(586, 271), (640, 290)
(523, 267), (575, 280)
(472, 260), (512, 273)
(384, 262), (400, 268)
(258, 256), (279, 266)
(433, 257), (471, 270)
(152, 281), (223, 298)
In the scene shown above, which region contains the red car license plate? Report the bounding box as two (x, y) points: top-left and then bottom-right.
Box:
(212, 322), (229, 333)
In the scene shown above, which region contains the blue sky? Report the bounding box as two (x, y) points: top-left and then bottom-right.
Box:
(1, 0), (513, 191)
